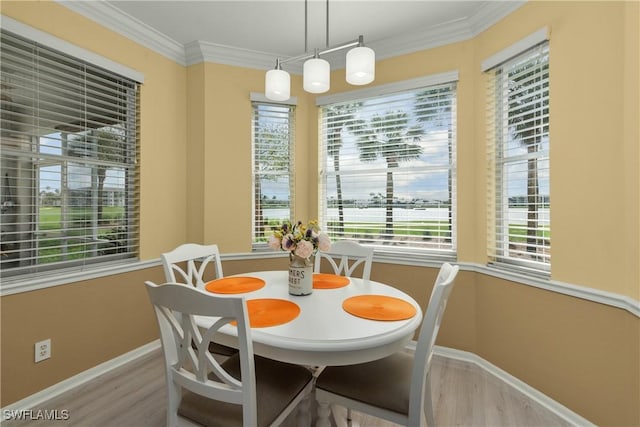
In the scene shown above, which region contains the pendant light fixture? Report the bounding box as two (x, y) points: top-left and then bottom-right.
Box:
(264, 0), (375, 101)
(303, 49), (330, 93)
(346, 35), (375, 85)
(265, 59), (290, 101)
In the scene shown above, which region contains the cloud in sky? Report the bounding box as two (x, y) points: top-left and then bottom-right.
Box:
(321, 129), (453, 202)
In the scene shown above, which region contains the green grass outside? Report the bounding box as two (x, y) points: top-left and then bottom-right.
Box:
(39, 206), (125, 230)
(37, 206), (126, 263)
(38, 208), (547, 254)
(508, 225), (551, 243)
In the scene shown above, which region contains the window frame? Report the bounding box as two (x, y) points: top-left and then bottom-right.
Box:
(0, 25), (141, 281)
(485, 36), (550, 275)
(317, 73), (458, 259)
(250, 95), (296, 249)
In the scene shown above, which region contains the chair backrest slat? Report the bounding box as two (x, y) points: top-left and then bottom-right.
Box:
(314, 240), (374, 280)
(146, 281), (257, 425)
(161, 243), (224, 289)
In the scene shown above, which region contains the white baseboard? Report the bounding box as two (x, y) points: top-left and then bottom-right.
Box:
(427, 344), (596, 427)
(1, 340), (161, 418)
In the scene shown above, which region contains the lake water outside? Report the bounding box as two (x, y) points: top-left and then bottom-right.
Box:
(262, 207), (550, 225)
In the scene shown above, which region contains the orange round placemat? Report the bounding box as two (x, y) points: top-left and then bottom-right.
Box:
(342, 295), (417, 321)
(313, 273), (350, 289)
(205, 277), (265, 294)
(236, 299), (300, 328)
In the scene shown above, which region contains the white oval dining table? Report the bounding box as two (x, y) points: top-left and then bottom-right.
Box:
(195, 270), (423, 367)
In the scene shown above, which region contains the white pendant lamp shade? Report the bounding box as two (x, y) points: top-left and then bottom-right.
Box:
(346, 46), (375, 85)
(303, 57), (330, 93)
(263, 27), (375, 98)
(265, 68), (290, 101)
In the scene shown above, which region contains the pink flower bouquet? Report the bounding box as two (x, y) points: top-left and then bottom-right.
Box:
(268, 220), (331, 260)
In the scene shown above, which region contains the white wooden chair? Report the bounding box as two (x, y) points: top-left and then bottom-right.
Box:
(161, 243), (235, 356)
(145, 281), (314, 427)
(315, 262), (460, 427)
(161, 243), (224, 290)
(312, 240), (374, 379)
(314, 240), (374, 280)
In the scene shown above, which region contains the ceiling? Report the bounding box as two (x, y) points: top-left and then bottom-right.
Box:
(58, 1), (525, 70)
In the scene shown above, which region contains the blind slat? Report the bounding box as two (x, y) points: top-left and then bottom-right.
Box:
(319, 81), (457, 254)
(1, 29), (139, 279)
(486, 42), (550, 273)
(251, 102), (295, 244)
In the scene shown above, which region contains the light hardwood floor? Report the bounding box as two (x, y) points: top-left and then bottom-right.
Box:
(4, 348), (572, 427)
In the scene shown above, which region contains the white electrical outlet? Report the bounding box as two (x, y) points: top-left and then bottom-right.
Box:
(35, 339), (51, 363)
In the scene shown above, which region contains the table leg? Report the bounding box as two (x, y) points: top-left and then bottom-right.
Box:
(296, 393), (312, 427)
(316, 401), (332, 427)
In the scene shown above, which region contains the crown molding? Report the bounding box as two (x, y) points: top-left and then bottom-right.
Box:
(56, 1), (526, 71)
(55, 0), (187, 66)
(188, 17), (472, 74)
(185, 40), (297, 71)
(370, 18), (473, 63)
(468, 0), (527, 35)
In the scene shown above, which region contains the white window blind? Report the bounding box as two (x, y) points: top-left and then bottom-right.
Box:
(252, 101), (295, 245)
(0, 29), (139, 279)
(319, 81), (457, 255)
(486, 42), (550, 272)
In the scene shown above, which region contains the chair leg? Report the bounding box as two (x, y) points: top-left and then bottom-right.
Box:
(316, 401), (332, 427)
(167, 381), (180, 427)
(347, 408), (353, 426)
(424, 372), (436, 427)
(295, 393), (312, 427)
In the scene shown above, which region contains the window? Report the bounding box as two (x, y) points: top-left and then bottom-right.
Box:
(251, 100), (295, 245)
(0, 29), (139, 278)
(486, 41), (550, 272)
(318, 75), (457, 256)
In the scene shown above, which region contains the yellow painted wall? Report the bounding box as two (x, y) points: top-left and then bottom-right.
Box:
(470, 6), (639, 424)
(312, 1), (640, 299)
(1, 0), (188, 405)
(472, 1), (639, 299)
(187, 62), (316, 252)
(476, 274), (639, 426)
(157, 2), (640, 424)
(186, 64), (206, 243)
(0, 266), (165, 406)
(185, 1), (640, 298)
(622, 0), (640, 301)
(200, 63), (255, 251)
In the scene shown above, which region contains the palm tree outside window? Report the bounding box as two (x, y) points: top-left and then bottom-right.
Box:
(251, 101), (295, 245)
(486, 42), (550, 272)
(318, 78), (457, 256)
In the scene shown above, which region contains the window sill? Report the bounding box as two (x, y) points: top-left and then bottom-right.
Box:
(372, 249), (457, 268)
